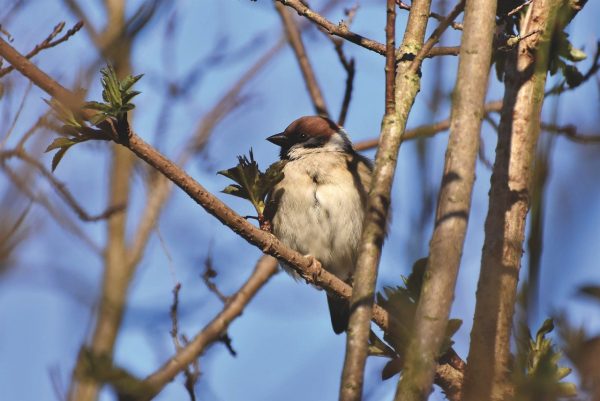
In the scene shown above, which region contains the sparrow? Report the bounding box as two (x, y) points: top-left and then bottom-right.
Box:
(265, 116), (372, 334)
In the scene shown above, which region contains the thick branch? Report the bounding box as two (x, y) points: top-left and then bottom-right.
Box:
(394, 0), (497, 398)
(462, 1), (567, 400)
(338, 1), (398, 399)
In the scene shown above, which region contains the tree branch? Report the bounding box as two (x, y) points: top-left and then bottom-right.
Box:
(141, 255), (278, 399)
(0, 149), (124, 222)
(462, 2), (571, 400)
(339, 1), (398, 399)
(395, 0), (497, 398)
(275, 2), (329, 117)
(353, 101), (504, 150)
(275, 0), (457, 60)
(0, 21), (84, 78)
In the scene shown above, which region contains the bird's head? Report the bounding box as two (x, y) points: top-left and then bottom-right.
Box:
(267, 116), (353, 160)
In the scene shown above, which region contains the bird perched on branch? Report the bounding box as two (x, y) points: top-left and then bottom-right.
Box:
(265, 116), (372, 334)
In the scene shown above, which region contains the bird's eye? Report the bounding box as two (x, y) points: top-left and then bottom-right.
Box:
(298, 132), (307, 140)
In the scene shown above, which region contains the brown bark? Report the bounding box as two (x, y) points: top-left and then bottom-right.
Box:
(393, 0), (497, 399)
(462, 1), (565, 400)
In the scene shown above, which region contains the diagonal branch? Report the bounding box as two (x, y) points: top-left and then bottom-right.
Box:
(142, 255), (279, 399)
(275, 2), (329, 117)
(0, 149), (124, 222)
(0, 21), (84, 78)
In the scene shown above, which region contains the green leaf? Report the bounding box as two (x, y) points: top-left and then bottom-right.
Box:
(84, 101), (111, 112)
(218, 149), (284, 216)
(44, 98), (83, 128)
(51, 146), (71, 172)
(221, 184), (248, 199)
(45, 137), (77, 152)
(446, 319), (462, 338)
(121, 73), (143, 91)
(564, 43), (587, 62)
(557, 382), (578, 397)
(122, 90), (141, 104)
(405, 257), (427, 301)
(536, 319), (555, 344)
(101, 65), (122, 105)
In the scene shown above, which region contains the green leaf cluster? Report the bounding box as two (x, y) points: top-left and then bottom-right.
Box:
(43, 98), (96, 171)
(83, 65), (143, 125)
(373, 258), (462, 380)
(44, 65), (143, 171)
(513, 319), (577, 400)
(218, 149), (284, 217)
(494, 0), (588, 88)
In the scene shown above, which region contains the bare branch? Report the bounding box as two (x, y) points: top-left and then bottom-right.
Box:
(143, 255), (279, 398)
(409, 0), (465, 74)
(395, 0), (497, 397)
(0, 21), (84, 78)
(275, 2), (329, 117)
(463, 1), (569, 400)
(276, 0), (386, 55)
(0, 149), (124, 222)
(202, 255), (230, 303)
(354, 101), (504, 150)
(396, 0), (464, 30)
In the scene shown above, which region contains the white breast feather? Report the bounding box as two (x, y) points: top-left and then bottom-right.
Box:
(272, 152), (366, 281)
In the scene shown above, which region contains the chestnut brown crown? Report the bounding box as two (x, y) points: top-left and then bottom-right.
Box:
(267, 116), (352, 159)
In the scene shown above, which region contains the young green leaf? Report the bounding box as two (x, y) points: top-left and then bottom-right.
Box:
(218, 150), (284, 217)
(50, 145), (72, 172)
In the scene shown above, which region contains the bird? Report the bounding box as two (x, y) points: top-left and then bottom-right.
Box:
(264, 115), (372, 334)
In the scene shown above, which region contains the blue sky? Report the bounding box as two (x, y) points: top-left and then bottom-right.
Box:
(1, 1), (599, 400)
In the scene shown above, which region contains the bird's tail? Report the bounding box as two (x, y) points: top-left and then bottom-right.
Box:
(327, 294), (349, 334)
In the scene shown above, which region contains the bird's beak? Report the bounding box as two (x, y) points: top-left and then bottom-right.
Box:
(266, 132), (288, 147)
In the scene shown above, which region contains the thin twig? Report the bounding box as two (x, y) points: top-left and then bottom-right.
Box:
(354, 100), (504, 150)
(0, 149), (125, 222)
(0, 81), (32, 149)
(169, 283), (199, 401)
(1, 164), (101, 253)
(507, 0), (534, 17)
(0, 21), (83, 78)
(396, 0), (463, 30)
(275, 2), (329, 117)
(202, 255), (230, 303)
(409, 0), (465, 74)
(143, 256), (279, 398)
(542, 123), (600, 144)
